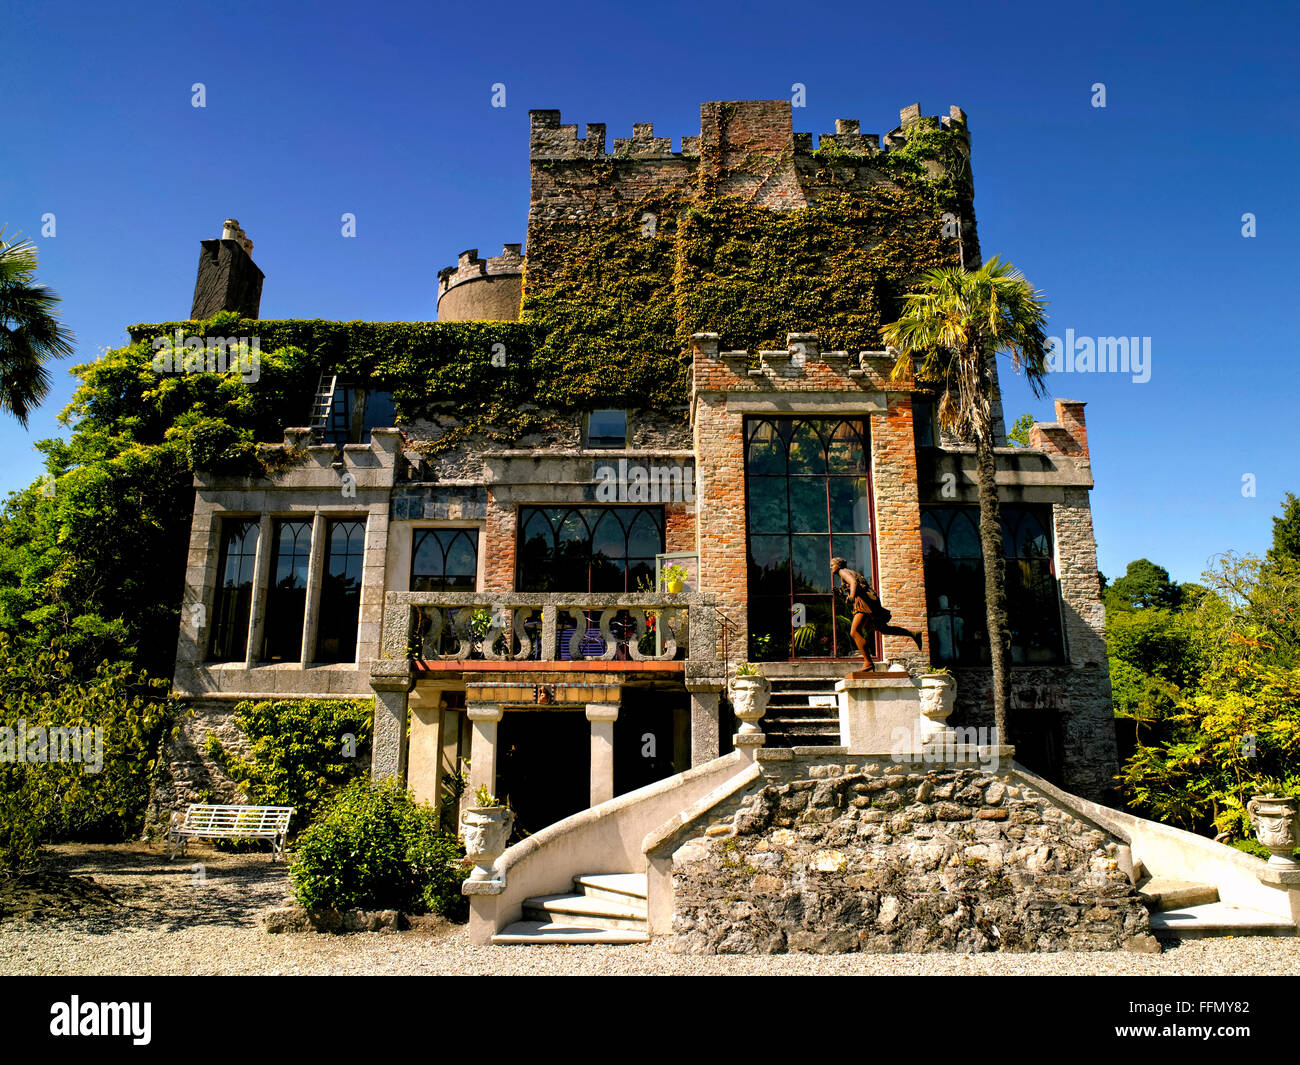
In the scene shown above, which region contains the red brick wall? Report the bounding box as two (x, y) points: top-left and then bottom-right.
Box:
(482, 493), (517, 592)
(693, 393), (749, 653)
(870, 393), (929, 671)
(664, 502), (696, 556)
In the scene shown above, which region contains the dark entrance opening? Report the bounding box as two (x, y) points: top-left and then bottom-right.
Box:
(614, 686), (690, 797)
(1008, 708), (1064, 783)
(495, 710), (590, 840)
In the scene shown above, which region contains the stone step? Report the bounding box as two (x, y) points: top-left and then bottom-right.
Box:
(521, 892), (648, 931)
(572, 873), (648, 907)
(1136, 876), (1219, 912)
(1147, 902), (1296, 939)
(491, 921), (650, 945)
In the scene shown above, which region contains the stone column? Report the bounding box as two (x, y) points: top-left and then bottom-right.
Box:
(689, 689), (722, 767)
(587, 703), (619, 806)
(467, 702), (504, 800)
(407, 690), (445, 806)
(244, 512), (274, 665)
(370, 664), (413, 781)
(300, 512), (327, 666)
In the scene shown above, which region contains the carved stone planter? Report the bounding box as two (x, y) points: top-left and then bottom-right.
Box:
(918, 673), (957, 743)
(462, 806), (515, 882)
(1247, 794), (1298, 867)
(731, 675), (770, 736)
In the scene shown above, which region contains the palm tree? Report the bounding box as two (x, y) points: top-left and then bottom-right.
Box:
(882, 255), (1049, 745)
(0, 228), (75, 427)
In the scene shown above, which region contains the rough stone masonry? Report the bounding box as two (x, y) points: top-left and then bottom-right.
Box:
(669, 755), (1158, 954)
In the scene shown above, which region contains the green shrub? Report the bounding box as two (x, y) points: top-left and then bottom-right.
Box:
(205, 697), (373, 838)
(0, 635), (176, 874)
(290, 778), (467, 918)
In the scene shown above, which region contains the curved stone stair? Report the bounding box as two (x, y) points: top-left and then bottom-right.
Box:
(491, 873), (649, 945)
(1137, 873), (1295, 939)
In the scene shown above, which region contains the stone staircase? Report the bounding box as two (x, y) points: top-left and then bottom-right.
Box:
(491, 873), (649, 945)
(1137, 872), (1296, 940)
(762, 678), (840, 747)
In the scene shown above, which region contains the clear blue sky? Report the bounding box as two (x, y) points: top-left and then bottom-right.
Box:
(3, 0), (1296, 585)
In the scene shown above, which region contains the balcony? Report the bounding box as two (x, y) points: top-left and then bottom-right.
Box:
(378, 591), (729, 674)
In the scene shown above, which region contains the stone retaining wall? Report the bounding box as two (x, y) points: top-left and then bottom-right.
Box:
(666, 753), (1156, 954)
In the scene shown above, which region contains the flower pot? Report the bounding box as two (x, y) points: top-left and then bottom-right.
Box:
(462, 805), (515, 881)
(918, 674), (956, 743)
(666, 579), (683, 594)
(1247, 794), (1298, 867)
(731, 674), (770, 735)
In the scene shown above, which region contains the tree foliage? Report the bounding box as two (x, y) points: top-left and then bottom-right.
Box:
(1110, 531), (1300, 843)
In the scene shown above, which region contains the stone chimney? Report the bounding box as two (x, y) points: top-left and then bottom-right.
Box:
(191, 218), (264, 320)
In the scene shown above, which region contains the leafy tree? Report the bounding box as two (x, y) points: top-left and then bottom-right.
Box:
(0, 634), (175, 873)
(0, 327), (313, 678)
(883, 256), (1050, 743)
(0, 229), (75, 426)
(1267, 491), (1300, 569)
(1104, 558), (1183, 613)
(1115, 550), (1300, 840)
(1006, 412), (1034, 447)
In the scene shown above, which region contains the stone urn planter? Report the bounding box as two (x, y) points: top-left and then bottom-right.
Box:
(1247, 793), (1298, 867)
(731, 671), (771, 736)
(918, 672), (957, 743)
(462, 805), (515, 882)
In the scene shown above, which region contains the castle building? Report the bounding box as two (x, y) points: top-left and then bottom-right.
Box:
(152, 99), (1117, 846)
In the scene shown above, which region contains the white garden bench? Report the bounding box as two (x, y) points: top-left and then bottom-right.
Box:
(166, 804), (294, 861)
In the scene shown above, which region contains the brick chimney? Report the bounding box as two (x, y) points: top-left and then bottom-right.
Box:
(190, 219), (264, 320)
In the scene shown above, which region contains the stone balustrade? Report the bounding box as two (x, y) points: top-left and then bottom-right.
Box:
(378, 590), (722, 667)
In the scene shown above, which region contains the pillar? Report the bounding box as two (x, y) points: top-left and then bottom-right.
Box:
(467, 702), (503, 802)
(244, 513), (274, 665)
(689, 689), (721, 767)
(300, 512), (327, 666)
(586, 702), (619, 806)
(370, 670), (413, 781)
(407, 690), (445, 806)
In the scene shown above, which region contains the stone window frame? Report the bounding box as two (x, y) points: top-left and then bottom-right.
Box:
(399, 521), (486, 594)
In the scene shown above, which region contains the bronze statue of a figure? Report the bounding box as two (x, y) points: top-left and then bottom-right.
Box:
(830, 557), (923, 672)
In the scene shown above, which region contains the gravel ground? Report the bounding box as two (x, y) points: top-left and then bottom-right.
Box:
(2, 843), (1298, 976)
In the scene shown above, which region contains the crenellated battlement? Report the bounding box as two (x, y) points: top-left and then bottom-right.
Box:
(437, 243), (525, 298)
(528, 103), (966, 162)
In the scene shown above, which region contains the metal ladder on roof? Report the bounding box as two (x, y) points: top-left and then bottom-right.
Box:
(309, 371), (341, 439)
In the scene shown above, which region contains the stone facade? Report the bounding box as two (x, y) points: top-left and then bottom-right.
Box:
(155, 99), (1119, 834)
(664, 752), (1156, 954)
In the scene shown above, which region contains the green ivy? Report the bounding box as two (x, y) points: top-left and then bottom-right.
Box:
(203, 697), (374, 838)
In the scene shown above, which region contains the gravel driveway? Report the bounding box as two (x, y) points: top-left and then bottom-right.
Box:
(2, 844), (1297, 976)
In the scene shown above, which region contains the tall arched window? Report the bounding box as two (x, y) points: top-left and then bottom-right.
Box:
(263, 520), (312, 661)
(209, 519), (260, 662)
(316, 519), (366, 662)
(745, 418), (874, 659)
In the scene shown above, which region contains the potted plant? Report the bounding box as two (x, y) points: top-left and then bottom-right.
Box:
(1247, 790), (1298, 867)
(730, 662), (770, 735)
(661, 564), (689, 594)
(461, 785), (515, 882)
